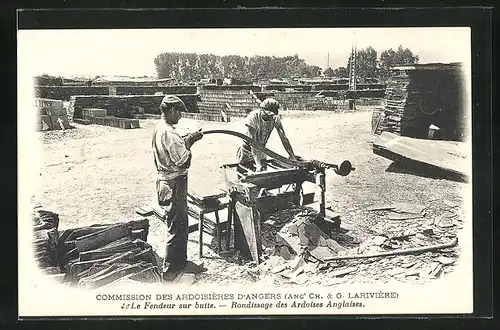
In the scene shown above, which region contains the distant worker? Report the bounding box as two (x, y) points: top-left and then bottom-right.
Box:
(152, 95), (204, 282)
(236, 98), (299, 171)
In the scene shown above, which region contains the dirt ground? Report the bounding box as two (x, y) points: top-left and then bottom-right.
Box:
(35, 109), (468, 287)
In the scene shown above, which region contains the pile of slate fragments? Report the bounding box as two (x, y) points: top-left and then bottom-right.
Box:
(237, 199), (460, 287)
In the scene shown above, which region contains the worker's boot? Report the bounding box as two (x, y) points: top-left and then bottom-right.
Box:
(162, 270), (181, 282)
(182, 260), (205, 274)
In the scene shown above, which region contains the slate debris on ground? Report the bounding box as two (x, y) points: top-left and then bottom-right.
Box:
(334, 199), (461, 284)
(241, 198), (461, 287)
(34, 196), (461, 288)
(238, 205), (356, 286)
(274, 206), (347, 262)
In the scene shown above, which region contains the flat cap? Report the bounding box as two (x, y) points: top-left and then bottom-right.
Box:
(260, 98), (280, 114)
(161, 95), (187, 110)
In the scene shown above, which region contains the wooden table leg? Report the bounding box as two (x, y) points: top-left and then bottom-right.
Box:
(199, 211), (204, 258)
(318, 169), (326, 217)
(226, 202), (233, 250)
(214, 210), (221, 252)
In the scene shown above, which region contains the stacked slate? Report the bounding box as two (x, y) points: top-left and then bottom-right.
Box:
(83, 116), (140, 129)
(264, 84), (313, 92)
(356, 98), (385, 107)
(32, 207), (60, 273)
(67, 94), (199, 122)
(115, 85), (197, 95)
(270, 92), (349, 112)
(197, 89), (260, 119)
(35, 98), (71, 131)
(376, 63), (465, 141)
(56, 218), (162, 288)
(73, 118), (91, 125)
(80, 107), (140, 128)
(82, 108), (107, 118)
(34, 86), (109, 101)
(34, 86), (197, 102)
(181, 112), (230, 122)
(375, 69), (411, 135)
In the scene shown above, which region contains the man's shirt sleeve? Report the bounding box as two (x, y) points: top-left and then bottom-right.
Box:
(245, 111), (259, 129)
(166, 132), (191, 167)
(274, 115), (283, 129)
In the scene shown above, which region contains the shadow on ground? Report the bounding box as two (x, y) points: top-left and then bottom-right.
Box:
(385, 161), (468, 183)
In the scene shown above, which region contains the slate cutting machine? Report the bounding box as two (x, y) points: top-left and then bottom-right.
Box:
(221, 155), (355, 263)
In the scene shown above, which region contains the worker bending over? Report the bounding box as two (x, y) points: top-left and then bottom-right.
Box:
(236, 98), (299, 171)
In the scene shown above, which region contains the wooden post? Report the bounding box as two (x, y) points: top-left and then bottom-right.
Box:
(198, 211), (204, 258)
(293, 182), (303, 206)
(225, 202), (233, 250)
(318, 169), (326, 217)
(214, 210), (221, 252)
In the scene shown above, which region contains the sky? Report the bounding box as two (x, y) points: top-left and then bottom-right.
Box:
(18, 27), (471, 78)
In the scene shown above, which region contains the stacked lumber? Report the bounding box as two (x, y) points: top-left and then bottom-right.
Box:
(32, 207), (60, 272)
(35, 98), (71, 131)
(57, 218), (162, 288)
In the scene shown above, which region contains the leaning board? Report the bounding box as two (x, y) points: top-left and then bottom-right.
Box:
(373, 131), (470, 179)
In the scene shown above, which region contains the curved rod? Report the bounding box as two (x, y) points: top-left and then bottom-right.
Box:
(202, 129), (337, 170)
(323, 237), (458, 262)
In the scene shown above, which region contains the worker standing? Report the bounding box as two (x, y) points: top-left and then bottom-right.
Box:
(152, 95), (204, 282)
(236, 98), (299, 171)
